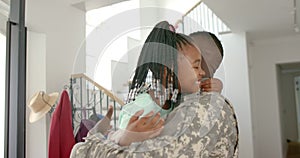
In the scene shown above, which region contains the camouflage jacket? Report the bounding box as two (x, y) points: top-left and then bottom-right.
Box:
(70, 92), (239, 158)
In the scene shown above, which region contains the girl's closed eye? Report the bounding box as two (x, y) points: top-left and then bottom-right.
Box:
(193, 62), (201, 69)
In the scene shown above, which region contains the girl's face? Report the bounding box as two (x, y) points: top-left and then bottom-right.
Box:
(177, 44), (205, 93)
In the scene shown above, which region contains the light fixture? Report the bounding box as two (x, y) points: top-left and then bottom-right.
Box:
(293, 0), (300, 32)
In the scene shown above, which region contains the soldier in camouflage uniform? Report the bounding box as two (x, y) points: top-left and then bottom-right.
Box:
(70, 21), (238, 158)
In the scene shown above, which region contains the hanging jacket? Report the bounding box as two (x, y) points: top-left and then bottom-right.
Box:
(75, 119), (96, 143)
(49, 90), (75, 158)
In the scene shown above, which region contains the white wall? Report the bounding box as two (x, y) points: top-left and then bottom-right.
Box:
(127, 37), (142, 75)
(25, 0), (86, 157)
(26, 0), (86, 93)
(249, 34), (300, 158)
(26, 31), (48, 158)
(111, 60), (130, 101)
(218, 32), (254, 158)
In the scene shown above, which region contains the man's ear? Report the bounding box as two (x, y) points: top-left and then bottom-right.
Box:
(177, 51), (184, 61)
(201, 57), (212, 78)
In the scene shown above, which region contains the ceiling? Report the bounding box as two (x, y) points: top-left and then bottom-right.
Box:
(72, 0), (130, 11)
(2, 0), (299, 41)
(203, 0), (299, 40)
(77, 0), (299, 41)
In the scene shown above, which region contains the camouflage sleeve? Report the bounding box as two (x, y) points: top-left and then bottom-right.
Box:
(87, 116), (111, 136)
(70, 92), (239, 158)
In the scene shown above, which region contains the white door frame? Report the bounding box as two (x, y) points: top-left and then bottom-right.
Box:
(294, 76), (300, 142)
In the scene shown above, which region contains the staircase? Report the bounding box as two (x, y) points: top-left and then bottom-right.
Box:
(69, 73), (125, 132)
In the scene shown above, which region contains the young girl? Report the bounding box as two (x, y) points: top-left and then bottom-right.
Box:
(71, 21), (239, 158)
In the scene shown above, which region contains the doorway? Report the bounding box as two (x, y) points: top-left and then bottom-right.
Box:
(277, 62), (300, 157)
(295, 76), (300, 142)
(277, 63), (300, 142)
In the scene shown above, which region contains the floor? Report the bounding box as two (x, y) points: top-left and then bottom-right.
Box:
(287, 141), (300, 158)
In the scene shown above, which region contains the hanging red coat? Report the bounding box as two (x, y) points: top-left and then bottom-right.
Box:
(48, 90), (75, 158)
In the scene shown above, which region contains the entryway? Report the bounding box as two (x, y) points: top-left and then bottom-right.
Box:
(277, 62), (300, 157)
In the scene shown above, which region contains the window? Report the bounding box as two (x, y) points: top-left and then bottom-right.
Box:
(182, 2), (231, 36)
(85, 0), (140, 91)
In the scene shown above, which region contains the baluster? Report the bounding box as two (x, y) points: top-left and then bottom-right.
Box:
(80, 77), (83, 119)
(93, 86), (96, 115)
(106, 95), (109, 112)
(113, 101), (116, 130)
(70, 77), (74, 129)
(100, 90), (102, 114)
(87, 81), (89, 107)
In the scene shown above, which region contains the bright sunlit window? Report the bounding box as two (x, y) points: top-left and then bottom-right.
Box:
(0, 32), (6, 158)
(86, 0), (140, 90)
(183, 2), (231, 36)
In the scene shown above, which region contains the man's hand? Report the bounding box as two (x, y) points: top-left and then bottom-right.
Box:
(119, 110), (164, 146)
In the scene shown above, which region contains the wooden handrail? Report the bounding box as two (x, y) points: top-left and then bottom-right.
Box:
(71, 73), (125, 106)
(183, 1), (202, 17)
(174, 1), (202, 29)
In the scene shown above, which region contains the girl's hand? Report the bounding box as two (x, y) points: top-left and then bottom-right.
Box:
(201, 78), (223, 93)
